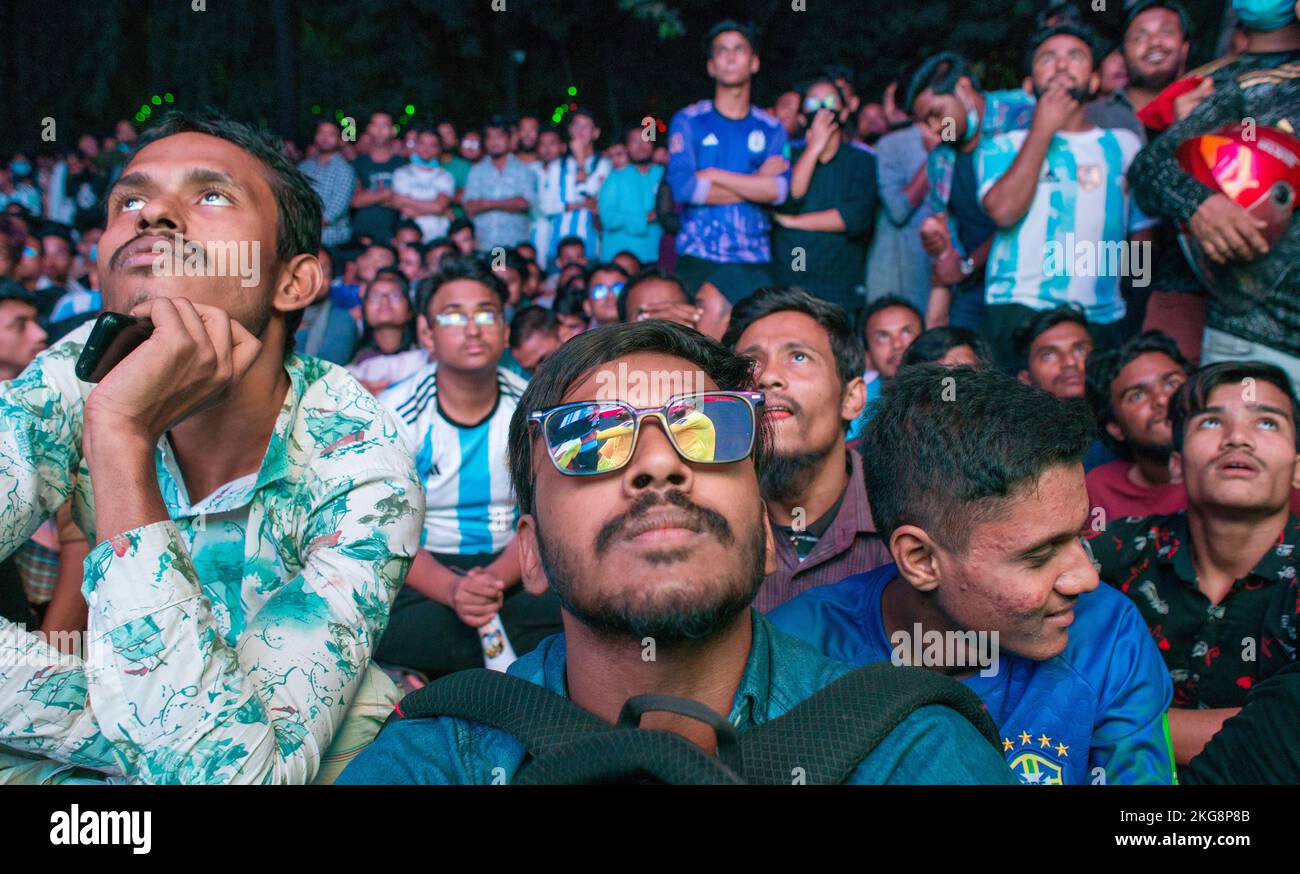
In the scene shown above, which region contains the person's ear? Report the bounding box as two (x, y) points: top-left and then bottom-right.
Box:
(1105, 420), (1126, 445)
(583, 298), (594, 320)
(1023, 76), (1034, 96)
(516, 514), (551, 596)
(1291, 450), (1300, 491)
(1018, 369), (1032, 386)
(273, 252), (323, 319)
(841, 374), (867, 423)
(1088, 70), (1101, 96)
(759, 501), (777, 577)
(416, 313), (435, 352)
(707, 57), (718, 81)
(751, 54), (761, 76)
(1169, 450), (1184, 484)
(890, 524), (942, 594)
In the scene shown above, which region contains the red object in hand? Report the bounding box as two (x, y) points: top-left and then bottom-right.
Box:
(1137, 76), (1204, 132)
(1176, 122), (1300, 247)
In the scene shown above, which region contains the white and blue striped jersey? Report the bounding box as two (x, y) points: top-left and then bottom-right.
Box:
(977, 127), (1154, 325)
(379, 363), (529, 555)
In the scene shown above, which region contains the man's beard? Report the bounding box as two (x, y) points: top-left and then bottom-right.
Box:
(1128, 65), (1180, 94)
(1128, 433), (1173, 465)
(534, 489), (767, 644)
(631, 156), (652, 166)
(1035, 79), (1099, 103)
(760, 449), (825, 504)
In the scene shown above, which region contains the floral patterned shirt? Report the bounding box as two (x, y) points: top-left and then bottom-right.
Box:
(1082, 513), (1299, 709)
(0, 322), (423, 783)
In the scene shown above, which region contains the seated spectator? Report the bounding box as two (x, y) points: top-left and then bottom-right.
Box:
(39, 224), (98, 327)
(1084, 331), (1190, 519)
(0, 112), (423, 784)
(618, 268), (702, 332)
(772, 365), (1175, 784)
(422, 237), (458, 276)
(347, 270), (426, 393)
(611, 249), (643, 279)
(339, 321), (1018, 785)
(295, 248), (359, 365)
(543, 235), (589, 294)
(509, 305), (561, 375)
(1014, 305), (1093, 400)
(0, 280), (47, 381)
(724, 287), (889, 611)
(847, 295), (921, 441)
(553, 283), (591, 342)
(584, 262), (630, 329)
(397, 244), (426, 285)
(448, 217), (477, 257)
(1083, 361), (1300, 766)
(900, 325), (992, 368)
(496, 247), (528, 318)
(332, 241), (396, 313)
(374, 256), (561, 678)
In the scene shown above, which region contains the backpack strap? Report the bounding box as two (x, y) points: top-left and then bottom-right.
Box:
(385, 668), (608, 753)
(738, 663), (1002, 785)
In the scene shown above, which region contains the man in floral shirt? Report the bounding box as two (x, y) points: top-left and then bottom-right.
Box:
(1084, 361), (1299, 767)
(0, 112), (423, 784)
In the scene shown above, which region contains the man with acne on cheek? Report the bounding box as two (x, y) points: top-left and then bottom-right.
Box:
(0, 112), (424, 785)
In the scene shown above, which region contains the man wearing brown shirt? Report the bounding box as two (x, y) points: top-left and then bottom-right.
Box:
(724, 287), (891, 612)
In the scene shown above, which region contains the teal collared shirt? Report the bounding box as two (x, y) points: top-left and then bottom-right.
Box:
(339, 610), (1017, 784)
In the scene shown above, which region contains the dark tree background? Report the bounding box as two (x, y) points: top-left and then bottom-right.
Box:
(0, 0), (1232, 155)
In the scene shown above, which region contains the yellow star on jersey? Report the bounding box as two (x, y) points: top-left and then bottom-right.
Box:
(1056, 742), (1069, 757)
(1038, 734), (1052, 748)
(1019, 731), (1032, 746)
(1003, 737), (1014, 752)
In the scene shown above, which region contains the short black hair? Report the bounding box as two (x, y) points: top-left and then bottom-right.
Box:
(368, 242), (399, 263)
(484, 114), (513, 136)
(507, 321), (764, 513)
(554, 283), (588, 318)
(129, 111), (322, 356)
(419, 254), (508, 314)
(395, 219), (422, 237)
(904, 52), (981, 113)
(449, 218), (475, 237)
(368, 269), (411, 301)
(1026, 23), (1102, 74)
(0, 277), (36, 307)
(510, 305), (557, 349)
(861, 295), (923, 337)
(585, 261), (630, 286)
(705, 19), (759, 57)
(723, 286), (864, 390)
(1084, 331), (1189, 455)
(1125, 0), (1191, 41)
(556, 235), (586, 255)
(901, 326), (992, 367)
(38, 222), (73, 246)
(863, 364), (1095, 552)
(1012, 304), (1090, 367)
(1170, 361), (1300, 452)
(617, 268), (689, 323)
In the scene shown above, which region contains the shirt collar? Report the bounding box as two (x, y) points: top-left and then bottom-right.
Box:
(1163, 512), (1300, 587)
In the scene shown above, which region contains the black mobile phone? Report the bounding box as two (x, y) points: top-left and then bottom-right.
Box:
(75, 312), (154, 383)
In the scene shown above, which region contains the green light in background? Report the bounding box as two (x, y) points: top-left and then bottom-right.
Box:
(567, 86), (577, 97)
(311, 104), (321, 114)
(164, 92), (175, 103)
(404, 104), (415, 115)
(151, 95), (162, 106)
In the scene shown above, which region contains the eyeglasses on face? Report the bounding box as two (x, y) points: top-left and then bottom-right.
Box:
(590, 282), (624, 301)
(435, 310), (500, 328)
(528, 391), (765, 476)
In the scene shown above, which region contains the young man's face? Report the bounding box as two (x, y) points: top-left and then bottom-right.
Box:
(517, 350), (774, 642)
(362, 277), (410, 330)
(931, 464), (1098, 661)
(736, 310), (862, 461)
(314, 122), (341, 154)
(1106, 351), (1186, 456)
(912, 79), (975, 144)
(99, 131), (291, 339)
(1177, 381), (1300, 515)
(517, 117), (540, 151)
(707, 31), (759, 89)
(1030, 34), (1098, 101)
(937, 344), (981, 367)
(357, 245), (395, 282)
(584, 269), (625, 326)
(421, 278), (506, 372)
(568, 114), (598, 149)
(398, 246), (424, 282)
(556, 312), (588, 343)
(1020, 321), (1092, 399)
(625, 278), (686, 322)
(484, 126), (511, 159)
(414, 131), (442, 162)
(773, 90), (801, 135)
(865, 305), (921, 378)
(626, 131), (654, 164)
(437, 123), (459, 151)
(41, 235), (72, 281)
(607, 143), (628, 170)
(368, 113), (395, 147)
(0, 299), (47, 378)
(556, 244), (587, 271)
(394, 226), (422, 248)
(501, 266), (524, 307)
(460, 132), (483, 161)
(1123, 7), (1188, 92)
(451, 227), (476, 256)
(512, 326), (560, 372)
(538, 131), (564, 163)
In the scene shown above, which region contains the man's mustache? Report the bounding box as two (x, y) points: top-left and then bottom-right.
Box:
(594, 489), (733, 556)
(110, 232), (206, 272)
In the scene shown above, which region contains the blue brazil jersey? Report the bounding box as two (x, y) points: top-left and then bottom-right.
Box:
(666, 100), (790, 264)
(769, 564), (1175, 785)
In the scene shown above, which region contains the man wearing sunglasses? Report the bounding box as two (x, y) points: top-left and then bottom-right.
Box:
(374, 256), (562, 677)
(583, 261), (630, 329)
(340, 321), (1018, 783)
(771, 77), (878, 314)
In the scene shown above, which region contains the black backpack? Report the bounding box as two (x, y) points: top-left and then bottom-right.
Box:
(382, 662), (1001, 784)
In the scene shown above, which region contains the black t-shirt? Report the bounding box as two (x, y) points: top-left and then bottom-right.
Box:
(948, 148), (996, 297)
(1182, 661), (1300, 785)
(351, 154), (407, 243)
